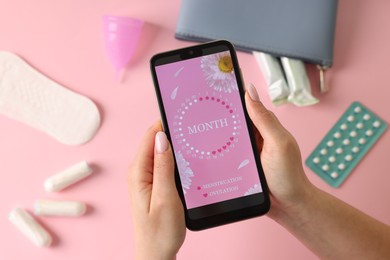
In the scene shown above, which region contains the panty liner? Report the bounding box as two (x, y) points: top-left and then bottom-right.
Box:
(0, 52), (100, 145)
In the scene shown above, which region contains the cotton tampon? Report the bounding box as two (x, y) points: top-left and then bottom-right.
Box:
(34, 200), (87, 217)
(280, 57), (319, 106)
(253, 51), (290, 105)
(44, 161), (93, 192)
(9, 208), (52, 247)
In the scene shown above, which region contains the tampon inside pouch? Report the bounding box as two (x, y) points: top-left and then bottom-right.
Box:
(176, 0), (338, 68)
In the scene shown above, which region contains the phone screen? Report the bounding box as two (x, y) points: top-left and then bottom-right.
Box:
(151, 41), (268, 228)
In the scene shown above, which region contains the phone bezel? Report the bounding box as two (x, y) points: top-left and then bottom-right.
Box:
(150, 40), (270, 230)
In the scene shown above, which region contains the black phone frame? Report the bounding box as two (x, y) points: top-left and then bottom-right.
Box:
(150, 40), (270, 230)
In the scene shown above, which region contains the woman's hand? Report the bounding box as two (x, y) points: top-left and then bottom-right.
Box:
(245, 84), (314, 219)
(128, 122), (186, 260)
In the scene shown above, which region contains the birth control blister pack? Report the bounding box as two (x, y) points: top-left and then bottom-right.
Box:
(306, 102), (387, 188)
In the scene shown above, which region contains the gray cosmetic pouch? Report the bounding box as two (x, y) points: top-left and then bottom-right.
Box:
(175, 0), (338, 68)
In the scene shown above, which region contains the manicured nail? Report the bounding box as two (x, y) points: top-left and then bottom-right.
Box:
(248, 83), (260, 102)
(156, 132), (168, 153)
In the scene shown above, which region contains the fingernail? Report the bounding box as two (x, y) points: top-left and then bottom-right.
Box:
(155, 132), (168, 153)
(248, 83), (260, 102)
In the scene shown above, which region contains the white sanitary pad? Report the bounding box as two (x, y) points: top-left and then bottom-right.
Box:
(0, 52), (100, 145)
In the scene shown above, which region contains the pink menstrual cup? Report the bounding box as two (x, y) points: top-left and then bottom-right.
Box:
(103, 15), (144, 81)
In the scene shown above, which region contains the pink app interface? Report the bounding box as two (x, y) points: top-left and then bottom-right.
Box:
(156, 51), (262, 209)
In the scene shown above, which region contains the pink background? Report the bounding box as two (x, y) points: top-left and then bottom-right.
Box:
(156, 53), (262, 208)
(0, 1), (389, 259)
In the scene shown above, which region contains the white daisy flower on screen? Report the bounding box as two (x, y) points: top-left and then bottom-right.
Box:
(175, 151), (194, 194)
(201, 51), (237, 93)
(244, 184), (262, 196)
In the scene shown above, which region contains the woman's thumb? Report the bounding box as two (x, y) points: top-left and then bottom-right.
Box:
(245, 84), (285, 141)
(152, 131), (178, 200)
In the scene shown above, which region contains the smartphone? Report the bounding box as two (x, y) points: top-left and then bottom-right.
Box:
(150, 40), (270, 230)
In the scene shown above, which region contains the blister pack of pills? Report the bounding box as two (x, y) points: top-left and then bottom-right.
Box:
(306, 102), (387, 188)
